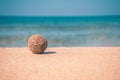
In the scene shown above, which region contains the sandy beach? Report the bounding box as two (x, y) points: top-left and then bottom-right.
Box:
(0, 47), (120, 80)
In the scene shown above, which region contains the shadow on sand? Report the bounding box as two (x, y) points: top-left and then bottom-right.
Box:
(34, 51), (56, 55)
(42, 51), (56, 54)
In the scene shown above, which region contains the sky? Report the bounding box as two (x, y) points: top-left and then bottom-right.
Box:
(0, 0), (120, 16)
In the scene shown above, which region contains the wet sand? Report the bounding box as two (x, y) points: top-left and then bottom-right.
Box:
(0, 47), (120, 80)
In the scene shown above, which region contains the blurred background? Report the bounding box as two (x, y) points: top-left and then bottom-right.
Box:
(0, 0), (120, 47)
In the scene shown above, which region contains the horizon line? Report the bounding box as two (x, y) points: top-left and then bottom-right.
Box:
(0, 14), (120, 17)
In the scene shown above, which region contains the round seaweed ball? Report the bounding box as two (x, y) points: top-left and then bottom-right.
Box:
(28, 34), (48, 54)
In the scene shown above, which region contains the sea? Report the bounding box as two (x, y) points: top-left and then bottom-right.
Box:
(0, 16), (120, 47)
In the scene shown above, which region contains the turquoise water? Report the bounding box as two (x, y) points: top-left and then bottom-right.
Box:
(0, 16), (120, 47)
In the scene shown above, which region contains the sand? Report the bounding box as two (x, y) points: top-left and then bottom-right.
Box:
(0, 47), (120, 80)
